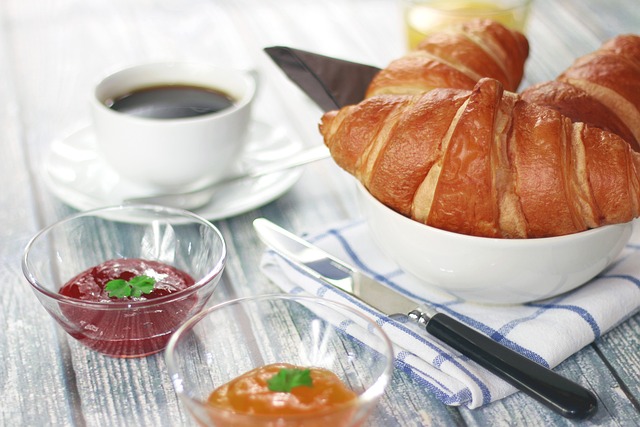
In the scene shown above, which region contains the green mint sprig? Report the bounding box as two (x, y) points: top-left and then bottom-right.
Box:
(105, 275), (156, 299)
(267, 368), (313, 392)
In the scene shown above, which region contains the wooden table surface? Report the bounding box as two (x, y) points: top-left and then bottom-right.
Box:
(1, 0), (639, 425)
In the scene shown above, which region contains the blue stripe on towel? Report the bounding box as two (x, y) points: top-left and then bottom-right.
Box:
(432, 305), (550, 367)
(396, 353), (474, 405)
(493, 305), (551, 340)
(602, 274), (640, 289)
(527, 302), (602, 339)
(396, 350), (455, 394)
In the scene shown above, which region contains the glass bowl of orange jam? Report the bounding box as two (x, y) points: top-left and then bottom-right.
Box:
(165, 294), (395, 426)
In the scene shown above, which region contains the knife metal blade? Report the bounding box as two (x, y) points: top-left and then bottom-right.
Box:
(264, 46), (381, 111)
(253, 218), (598, 420)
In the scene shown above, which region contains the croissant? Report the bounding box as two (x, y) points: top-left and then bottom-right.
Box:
(320, 78), (640, 238)
(365, 19), (529, 98)
(521, 34), (640, 151)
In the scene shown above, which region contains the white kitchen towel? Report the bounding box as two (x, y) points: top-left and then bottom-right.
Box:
(259, 219), (640, 409)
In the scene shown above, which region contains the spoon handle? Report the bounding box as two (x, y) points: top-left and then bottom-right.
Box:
(124, 145), (330, 208)
(183, 144), (330, 191)
(245, 145), (329, 179)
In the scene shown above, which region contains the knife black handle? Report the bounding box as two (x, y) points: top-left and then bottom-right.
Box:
(422, 312), (597, 419)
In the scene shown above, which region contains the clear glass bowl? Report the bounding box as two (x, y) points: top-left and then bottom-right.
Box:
(22, 205), (226, 358)
(165, 294), (395, 427)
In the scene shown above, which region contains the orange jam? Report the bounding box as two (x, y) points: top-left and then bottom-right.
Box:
(207, 363), (357, 423)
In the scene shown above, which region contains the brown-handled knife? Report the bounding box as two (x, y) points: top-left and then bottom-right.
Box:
(253, 218), (598, 420)
(264, 46), (381, 111)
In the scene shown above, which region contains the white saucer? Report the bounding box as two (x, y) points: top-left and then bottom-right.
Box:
(43, 120), (304, 220)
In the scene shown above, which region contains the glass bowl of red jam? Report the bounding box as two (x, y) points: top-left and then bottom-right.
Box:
(165, 294), (395, 427)
(22, 205), (226, 358)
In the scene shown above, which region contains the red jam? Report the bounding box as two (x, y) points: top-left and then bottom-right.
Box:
(59, 258), (194, 301)
(59, 258), (196, 357)
(206, 363), (358, 426)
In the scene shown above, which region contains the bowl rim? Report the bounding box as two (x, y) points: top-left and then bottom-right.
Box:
(21, 204), (227, 308)
(356, 181), (632, 244)
(164, 293), (395, 419)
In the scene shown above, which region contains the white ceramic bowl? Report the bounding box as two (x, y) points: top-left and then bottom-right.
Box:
(356, 183), (633, 304)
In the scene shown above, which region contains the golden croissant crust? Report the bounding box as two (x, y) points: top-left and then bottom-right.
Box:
(320, 78), (640, 238)
(521, 34), (640, 151)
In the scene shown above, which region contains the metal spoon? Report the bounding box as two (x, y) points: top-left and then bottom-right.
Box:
(124, 145), (330, 210)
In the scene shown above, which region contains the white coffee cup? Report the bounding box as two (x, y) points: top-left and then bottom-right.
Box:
(90, 62), (257, 190)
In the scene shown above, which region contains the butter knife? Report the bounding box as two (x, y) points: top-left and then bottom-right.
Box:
(253, 218), (598, 420)
(264, 46), (380, 111)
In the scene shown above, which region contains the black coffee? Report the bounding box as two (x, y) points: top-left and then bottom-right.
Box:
(107, 85), (235, 119)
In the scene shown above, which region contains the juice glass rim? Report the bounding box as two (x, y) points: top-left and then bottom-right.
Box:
(404, 0), (533, 15)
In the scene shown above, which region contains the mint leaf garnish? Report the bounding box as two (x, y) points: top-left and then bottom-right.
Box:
(105, 279), (131, 298)
(105, 275), (156, 299)
(129, 275), (156, 297)
(267, 368), (313, 392)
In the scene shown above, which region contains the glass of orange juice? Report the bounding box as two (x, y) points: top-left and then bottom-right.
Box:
(401, 0), (533, 49)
